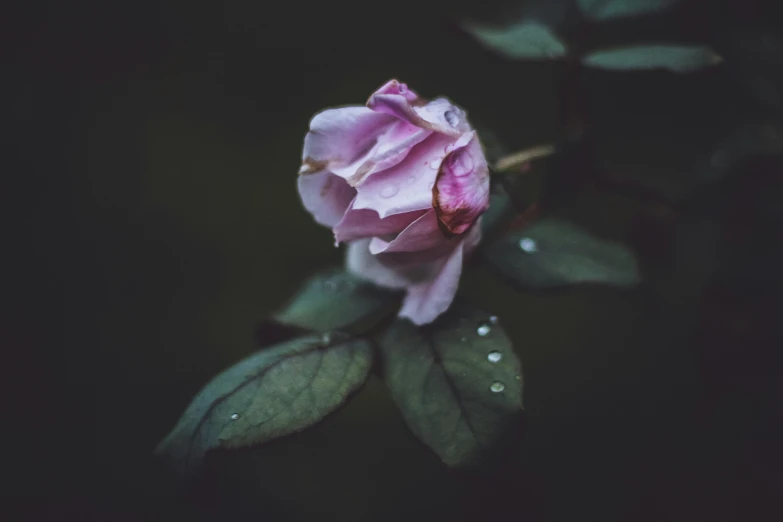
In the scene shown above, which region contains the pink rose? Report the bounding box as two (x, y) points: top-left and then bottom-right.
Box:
(297, 80), (490, 325)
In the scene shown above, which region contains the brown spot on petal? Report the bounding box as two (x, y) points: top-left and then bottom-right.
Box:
(299, 157), (328, 176)
(432, 178), (475, 238)
(432, 147), (487, 238)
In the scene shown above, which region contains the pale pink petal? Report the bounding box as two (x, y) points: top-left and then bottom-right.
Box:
(415, 98), (472, 135)
(297, 171), (356, 227)
(333, 205), (426, 244)
(353, 133), (455, 218)
(346, 120), (432, 185)
(434, 132), (490, 236)
(367, 81), (464, 138)
(370, 79), (420, 103)
(300, 106), (395, 176)
(398, 241), (465, 325)
(345, 239), (411, 289)
(368, 210), (449, 255)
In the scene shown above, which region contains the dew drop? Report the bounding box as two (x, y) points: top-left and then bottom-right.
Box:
(380, 184), (399, 198)
(444, 110), (459, 127)
(476, 321), (492, 337)
(519, 237), (538, 253)
(428, 158), (442, 170)
(406, 175), (417, 185)
(487, 351), (502, 363)
(446, 149), (474, 176)
(230, 413), (240, 420)
(489, 381), (505, 393)
(489, 315), (499, 325)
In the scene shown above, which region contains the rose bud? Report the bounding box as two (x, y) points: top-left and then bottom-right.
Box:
(298, 80), (490, 325)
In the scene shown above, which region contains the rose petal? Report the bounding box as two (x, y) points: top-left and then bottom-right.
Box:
(297, 171), (357, 227)
(367, 81), (465, 138)
(334, 205), (426, 244)
(353, 133), (455, 218)
(300, 106), (394, 176)
(371, 79), (420, 103)
(398, 241), (465, 325)
(345, 239), (412, 289)
(416, 98), (472, 135)
(348, 120), (432, 185)
(368, 210), (448, 255)
(433, 132), (490, 236)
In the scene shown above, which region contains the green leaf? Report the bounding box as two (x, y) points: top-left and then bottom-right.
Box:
(463, 20), (567, 60)
(582, 44), (722, 72)
(155, 334), (372, 479)
(483, 218), (641, 289)
(480, 181), (516, 240)
(379, 302), (523, 468)
(274, 269), (399, 334)
(577, 0), (680, 21)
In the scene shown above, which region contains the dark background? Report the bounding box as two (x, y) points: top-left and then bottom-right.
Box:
(6, 1), (782, 521)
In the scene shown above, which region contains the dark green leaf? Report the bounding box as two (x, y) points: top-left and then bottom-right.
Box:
(155, 334), (372, 479)
(463, 19), (567, 60)
(480, 182), (516, 240)
(483, 218), (641, 289)
(577, 0), (680, 21)
(582, 44), (722, 72)
(379, 302), (523, 468)
(274, 269), (399, 334)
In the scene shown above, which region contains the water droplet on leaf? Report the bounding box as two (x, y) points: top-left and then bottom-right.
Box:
(490, 381), (505, 393)
(380, 184), (399, 198)
(487, 351), (502, 363)
(476, 322), (492, 336)
(230, 413), (240, 420)
(321, 332), (333, 344)
(489, 316), (499, 324)
(519, 237), (538, 253)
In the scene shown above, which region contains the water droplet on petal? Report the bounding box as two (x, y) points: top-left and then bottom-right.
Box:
(399, 83), (408, 93)
(519, 237), (538, 253)
(446, 149), (474, 176)
(380, 184), (399, 198)
(487, 351), (502, 363)
(477, 321), (491, 336)
(489, 316), (499, 324)
(230, 413), (240, 420)
(428, 158), (442, 170)
(490, 381), (505, 393)
(444, 110), (459, 127)
(406, 175), (417, 185)
(427, 181), (435, 190)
